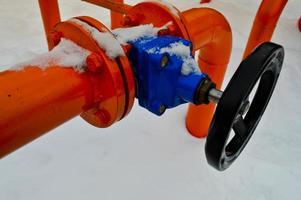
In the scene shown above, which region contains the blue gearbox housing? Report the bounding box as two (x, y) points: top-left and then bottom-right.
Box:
(129, 36), (208, 116)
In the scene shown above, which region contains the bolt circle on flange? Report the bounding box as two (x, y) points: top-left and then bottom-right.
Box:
(52, 16), (135, 128)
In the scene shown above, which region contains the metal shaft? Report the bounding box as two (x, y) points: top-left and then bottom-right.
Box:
(208, 88), (223, 104)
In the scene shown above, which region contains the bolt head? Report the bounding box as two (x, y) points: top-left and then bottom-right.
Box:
(158, 25), (177, 36)
(158, 28), (170, 36)
(86, 53), (104, 72)
(158, 105), (166, 115)
(167, 24), (177, 35)
(122, 14), (139, 26)
(160, 55), (169, 68)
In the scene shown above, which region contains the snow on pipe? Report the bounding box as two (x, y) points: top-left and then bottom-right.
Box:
(37, 0), (232, 138)
(0, 15), (137, 158)
(243, 0), (288, 59)
(0, 0), (287, 158)
(0, 39), (105, 158)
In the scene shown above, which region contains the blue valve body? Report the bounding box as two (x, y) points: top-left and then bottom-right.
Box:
(129, 36), (208, 115)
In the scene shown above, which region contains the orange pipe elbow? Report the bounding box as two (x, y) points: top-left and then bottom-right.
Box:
(38, 0), (61, 50)
(182, 8), (232, 138)
(243, 0), (287, 59)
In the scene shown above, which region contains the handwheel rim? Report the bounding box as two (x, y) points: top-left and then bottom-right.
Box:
(205, 42), (284, 171)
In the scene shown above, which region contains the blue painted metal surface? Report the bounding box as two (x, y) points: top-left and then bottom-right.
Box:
(129, 36), (208, 115)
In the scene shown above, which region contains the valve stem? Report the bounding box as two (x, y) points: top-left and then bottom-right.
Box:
(208, 88), (223, 104)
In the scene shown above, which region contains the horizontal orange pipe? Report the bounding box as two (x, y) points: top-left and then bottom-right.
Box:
(183, 8), (232, 138)
(0, 66), (96, 158)
(243, 0), (287, 59)
(38, 0), (61, 50)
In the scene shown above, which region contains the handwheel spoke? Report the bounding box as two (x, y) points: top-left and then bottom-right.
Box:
(233, 116), (248, 138)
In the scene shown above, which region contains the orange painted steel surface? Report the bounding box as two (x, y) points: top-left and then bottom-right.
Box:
(111, 0), (127, 29)
(83, 0), (131, 14)
(0, 16), (135, 158)
(0, 67), (92, 158)
(82, 0), (131, 29)
(243, 0), (287, 59)
(200, 0), (211, 3)
(38, 0), (61, 50)
(1, 0), (286, 158)
(120, 2), (190, 39)
(182, 8), (232, 138)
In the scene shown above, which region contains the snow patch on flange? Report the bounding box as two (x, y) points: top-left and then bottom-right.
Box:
(70, 18), (125, 59)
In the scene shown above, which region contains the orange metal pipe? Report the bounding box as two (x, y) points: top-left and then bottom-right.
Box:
(82, 0), (131, 14)
(183, 8), (232, 138)
(82, 0), (130, 29)
(0, 66), (101, 158)
(110, 0), (126, 29)
(38, 0), (61, 50)
(243, 0), (287, 59)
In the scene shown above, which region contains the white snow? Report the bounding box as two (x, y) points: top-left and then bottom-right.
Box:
(70, 18), (125, 59)
(11, 38), (91, 73)
(148, 41), (200, 75)
(112, 22), (172, 44)
(0, 1), (301, 200)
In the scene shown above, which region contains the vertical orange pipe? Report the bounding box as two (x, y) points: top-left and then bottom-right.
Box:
(0, 67), (95, 158)
(38, 0), (61, 50)
(243, 0), (287, 59)
(183, 8), (232, 138)
(111, 0), (124, 29)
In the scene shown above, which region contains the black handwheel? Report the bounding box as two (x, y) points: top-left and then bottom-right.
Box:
(205, 42), (284, 171)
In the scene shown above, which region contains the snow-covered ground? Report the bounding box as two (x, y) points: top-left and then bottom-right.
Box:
(0, 0), (300, 199)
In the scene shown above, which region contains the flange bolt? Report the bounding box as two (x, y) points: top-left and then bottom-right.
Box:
(86, 53), (104, 73)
